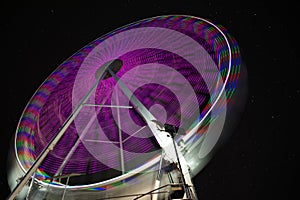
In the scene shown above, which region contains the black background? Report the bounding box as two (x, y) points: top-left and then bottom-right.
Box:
(1, 1), (298, 199)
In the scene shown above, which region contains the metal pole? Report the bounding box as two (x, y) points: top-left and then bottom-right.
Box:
(156, 151), (165, 181)
(171, 135), (191, 199)
(83, 104), (133, 109)
(25, 172), (35, 200)
(61, 176), (70, 200)
(153, 151), (165, 200)
(115, 90), (125, 174)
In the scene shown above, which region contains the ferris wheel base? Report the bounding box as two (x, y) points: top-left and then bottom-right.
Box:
(9, 165), (198, 200)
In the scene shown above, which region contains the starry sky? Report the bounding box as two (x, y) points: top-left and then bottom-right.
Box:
(1, 1), (298, 199)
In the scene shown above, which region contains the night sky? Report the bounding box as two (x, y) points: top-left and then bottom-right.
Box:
(1, 1), (298, 199)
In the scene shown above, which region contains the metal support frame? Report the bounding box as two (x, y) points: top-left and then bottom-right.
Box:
(8, 59), (196, 199)
(7, 61), (114, 200)
(107, 67), (196, 199)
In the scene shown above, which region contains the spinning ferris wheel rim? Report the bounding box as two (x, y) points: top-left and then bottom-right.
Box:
(167, 14), (232, 142)
(12, 14), (239, 190)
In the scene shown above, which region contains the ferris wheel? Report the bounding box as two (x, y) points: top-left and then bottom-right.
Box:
(7, 15), (246, 200)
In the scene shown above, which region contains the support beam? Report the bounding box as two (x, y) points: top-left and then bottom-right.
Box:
(115, 90), (125, 174)
(83, 104), (132, 109)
